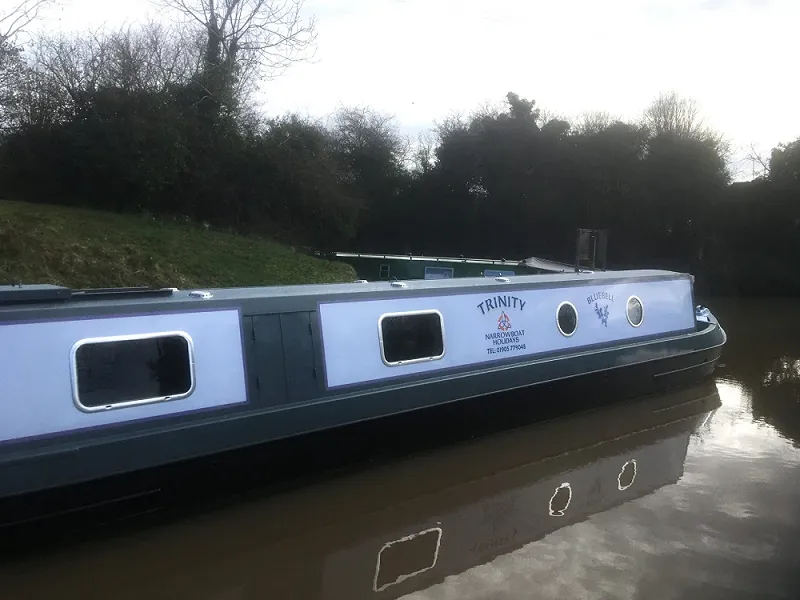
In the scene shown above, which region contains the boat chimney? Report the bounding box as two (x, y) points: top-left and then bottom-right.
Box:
(574, 229), (608, 272)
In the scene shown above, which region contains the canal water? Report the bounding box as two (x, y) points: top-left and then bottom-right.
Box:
(0, 298), (798, 599)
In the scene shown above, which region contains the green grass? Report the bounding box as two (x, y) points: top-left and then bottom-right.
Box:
(0, 200), (356, 288)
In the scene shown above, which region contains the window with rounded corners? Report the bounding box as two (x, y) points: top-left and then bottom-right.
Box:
(71, 331), (195, 412)
(556, 301), (578, 337)
(626, 295), (644, 327)
(378, 310), (445, 366)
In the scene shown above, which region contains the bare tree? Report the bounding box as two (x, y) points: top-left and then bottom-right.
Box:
(2, 16), (218, 130)
(745, 143), (771, 180)
(536, 107), (569, 131)
(30, 29), (110, 110)
(575, 111), (615, 135)
(330, 106), (408, 158)
(36, 21), (205, 97)
(154, 0), (316, 92)
(433, 112), (467, 143)
(0, 0), (55, 44)
(103, 21), (205, 92)
(412, 130), (436, 174)
(1, 1), (58, 128)
(643, 91), (711, 139)
(644, 90), (731, 160)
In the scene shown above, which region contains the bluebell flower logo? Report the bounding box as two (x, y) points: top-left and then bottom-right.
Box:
(594, 302), (609, 327)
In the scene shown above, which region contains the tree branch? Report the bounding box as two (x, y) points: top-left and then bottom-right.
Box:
(0, 0), (55, 43)
(153, 0), (317, 88)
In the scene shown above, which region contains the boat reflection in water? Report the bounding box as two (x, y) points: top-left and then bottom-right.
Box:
(319, 382), (720, 599)
(0, 382), (721, 600)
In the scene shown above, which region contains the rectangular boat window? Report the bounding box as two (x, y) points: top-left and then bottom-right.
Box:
(379, 264), (391, 280)
(424, 266), (454, 280)
(483, 269), (516, 277)
(379, 310), (445, 366)
(72, 332), (194, 411)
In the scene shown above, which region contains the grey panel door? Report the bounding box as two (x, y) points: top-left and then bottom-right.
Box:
(280, 311), (320, 404)
(250, 314), (288, 406)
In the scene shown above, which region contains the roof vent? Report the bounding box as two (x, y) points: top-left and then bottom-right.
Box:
(189, 290), (213, 299)
(0, 283), (71, 306)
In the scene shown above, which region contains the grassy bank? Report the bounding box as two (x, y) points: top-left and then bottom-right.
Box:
(0, 200), (355, 288)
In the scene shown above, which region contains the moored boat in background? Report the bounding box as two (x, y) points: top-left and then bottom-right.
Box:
(328, 228), (609, 282)
(327, 250), (576, 281)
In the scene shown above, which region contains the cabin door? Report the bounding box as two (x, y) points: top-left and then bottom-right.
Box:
(250, 312), (320, 406)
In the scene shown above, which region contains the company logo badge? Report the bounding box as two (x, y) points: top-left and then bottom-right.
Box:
(481, 298), (527, 356)
(497, 311), (512, 331)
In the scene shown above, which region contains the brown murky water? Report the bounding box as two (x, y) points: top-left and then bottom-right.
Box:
(0, 298), (799, 600)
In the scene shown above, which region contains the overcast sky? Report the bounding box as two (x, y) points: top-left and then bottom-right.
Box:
(21, 0), (800, 180)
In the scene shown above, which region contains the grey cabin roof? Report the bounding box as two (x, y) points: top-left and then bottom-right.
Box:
(0, 268), (689, 314)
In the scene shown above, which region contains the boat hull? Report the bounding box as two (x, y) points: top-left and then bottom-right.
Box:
(0, 319), (723, 502)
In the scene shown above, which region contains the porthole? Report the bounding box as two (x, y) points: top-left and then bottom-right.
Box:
(556, 301), (578, 337)
(626, 296), (644, 328)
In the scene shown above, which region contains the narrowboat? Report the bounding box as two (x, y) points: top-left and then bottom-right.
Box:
(0, 264), (726, 501)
